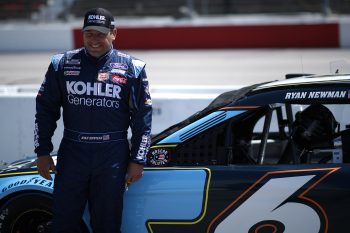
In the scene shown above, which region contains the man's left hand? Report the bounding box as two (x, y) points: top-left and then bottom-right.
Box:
(126, 162), (144, 184)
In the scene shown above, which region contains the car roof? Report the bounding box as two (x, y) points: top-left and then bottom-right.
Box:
(237, 73), (350, 106)
(253, 74), (350, 92)
(152, 73), (350, 143)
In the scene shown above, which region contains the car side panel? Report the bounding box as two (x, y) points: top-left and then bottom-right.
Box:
(125, 165), (350, 233)
(121, 168), (209, 233)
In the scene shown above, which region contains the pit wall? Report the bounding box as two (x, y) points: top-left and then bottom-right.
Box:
(76, 22), (343, 49)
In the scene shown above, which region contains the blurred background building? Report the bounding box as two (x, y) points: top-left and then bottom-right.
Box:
(1, 0), (350, 52)
(0, 0), (349, 22)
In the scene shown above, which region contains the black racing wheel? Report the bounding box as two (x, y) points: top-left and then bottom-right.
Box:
(0, 193), (53, 233)
(0, 192), (90, 233)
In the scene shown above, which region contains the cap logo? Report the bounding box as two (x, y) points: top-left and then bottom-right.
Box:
(88, 15), (106, 21)
(83, 8), (115, 32)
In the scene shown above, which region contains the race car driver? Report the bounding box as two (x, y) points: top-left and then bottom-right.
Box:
(34, 8), (152, 233)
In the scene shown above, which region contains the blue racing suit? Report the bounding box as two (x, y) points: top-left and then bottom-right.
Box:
(34, 48), (152, 233)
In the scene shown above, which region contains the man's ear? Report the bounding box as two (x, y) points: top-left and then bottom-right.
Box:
(111, 29), (117, 39)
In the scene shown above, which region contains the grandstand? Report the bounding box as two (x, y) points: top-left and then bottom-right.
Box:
(0, 0), (350, 21)
(68, 0), (350, 17)
(0, 0), (46, 20)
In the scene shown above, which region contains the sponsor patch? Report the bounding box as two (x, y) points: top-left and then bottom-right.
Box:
(66, 81), (121, 99)
(148, 148), (170, 166)
(112, 74), (127, 84)
(64, 70), (80, 76)
(97, 72), (109, 81)
(79, 134), (111, 142)
(110, 63), (128, 70)
(67, 49), (80, 54)
(136, 135), (150, 161)
(65, 59), (81, 65)
(117, 52), (130, 58)
(110, 69), (126, 75)
(66, 81), (121, 109)
(64, 66), (81, 70)
(145, 98), (152, 105)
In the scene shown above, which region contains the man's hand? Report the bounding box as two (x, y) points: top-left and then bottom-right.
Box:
(36, 155), (56, 180)
(126, 162), (144, 184)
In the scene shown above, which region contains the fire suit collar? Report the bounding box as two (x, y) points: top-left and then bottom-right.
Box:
(84, 47), (113, 63)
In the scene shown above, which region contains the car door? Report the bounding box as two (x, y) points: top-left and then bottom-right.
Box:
(122, 103), (350, 233)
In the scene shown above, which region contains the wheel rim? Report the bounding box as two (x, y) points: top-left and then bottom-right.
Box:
(11, 209), (52, 233)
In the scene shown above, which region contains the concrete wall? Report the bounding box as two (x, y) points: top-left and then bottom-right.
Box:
(0, 85), (238, 165)
(0, 23), (73, 52)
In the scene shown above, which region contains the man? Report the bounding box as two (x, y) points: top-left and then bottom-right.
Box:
(34, 8), (152, 233)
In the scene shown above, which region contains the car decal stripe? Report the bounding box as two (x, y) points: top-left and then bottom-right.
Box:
(158, 110), (245, 144)
(261, 80), (350, 89)
(150, 144), (178, 149)
(219, 106), (258, 110)
(179, 112), (226, 141)
(0, 170), (39, 177)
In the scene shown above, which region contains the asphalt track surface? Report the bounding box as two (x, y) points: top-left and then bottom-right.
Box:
(0, 49), (350, 86)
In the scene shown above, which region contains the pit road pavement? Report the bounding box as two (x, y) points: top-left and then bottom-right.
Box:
(0, 49), (350, 86)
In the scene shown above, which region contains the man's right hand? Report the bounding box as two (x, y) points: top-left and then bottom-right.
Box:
(36, 155), (56, 180)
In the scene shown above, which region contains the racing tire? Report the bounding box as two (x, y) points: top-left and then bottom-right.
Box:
(0, 192), (53, 233)
(0, 192), (89, 233)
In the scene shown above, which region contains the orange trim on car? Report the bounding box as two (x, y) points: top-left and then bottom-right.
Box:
(219, 106), (259, 110)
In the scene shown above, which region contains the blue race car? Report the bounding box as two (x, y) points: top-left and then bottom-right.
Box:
(0, 73), (350, 233)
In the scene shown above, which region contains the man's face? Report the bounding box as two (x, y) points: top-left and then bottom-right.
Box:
(83, 29), (116, 58)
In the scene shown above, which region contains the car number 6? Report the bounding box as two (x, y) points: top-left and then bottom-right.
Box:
(214, 175), (321, 233)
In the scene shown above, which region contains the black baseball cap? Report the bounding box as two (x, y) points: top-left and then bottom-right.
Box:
(83, 8), (115, 34)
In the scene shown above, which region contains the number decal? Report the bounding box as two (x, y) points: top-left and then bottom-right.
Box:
(208, 168), (339, 233)
(214, 175), (320, 233)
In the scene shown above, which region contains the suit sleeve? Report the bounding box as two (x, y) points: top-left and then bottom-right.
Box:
(34, 54), (63, 157)
(129, 60), (152, 165)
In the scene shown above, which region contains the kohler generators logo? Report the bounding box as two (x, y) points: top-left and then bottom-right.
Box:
(66, 81), (121, 99)
(66, 81), (121, 109)
(285, 90), (348, 100)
